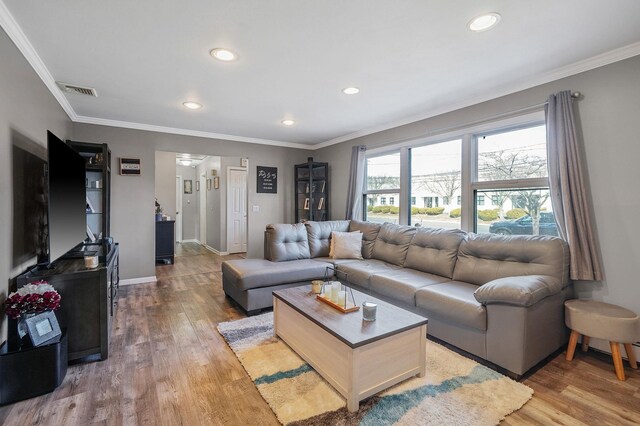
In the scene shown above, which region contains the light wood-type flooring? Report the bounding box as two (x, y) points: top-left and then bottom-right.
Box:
(1, 242), (639, 425)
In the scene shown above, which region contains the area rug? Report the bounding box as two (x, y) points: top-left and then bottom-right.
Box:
(217, 312), (532, 425)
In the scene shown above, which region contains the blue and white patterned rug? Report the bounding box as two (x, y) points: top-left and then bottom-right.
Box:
(217, 312), (532, 425)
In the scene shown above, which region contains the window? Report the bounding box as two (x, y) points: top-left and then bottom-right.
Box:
(474, 125), (551, 235)
(410, 140), (461, 228)
(361, 114), (547, 234)
(364, 153), (400, 224)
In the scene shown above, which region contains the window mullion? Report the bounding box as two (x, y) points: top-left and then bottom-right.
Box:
(461, 133), (474, 232)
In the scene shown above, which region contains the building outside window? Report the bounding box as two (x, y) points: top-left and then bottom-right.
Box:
(410, 139), (461, 228)
(364, 153), (400, 224)
(411, 197), (416, 205)
(477, 195), (485, 206)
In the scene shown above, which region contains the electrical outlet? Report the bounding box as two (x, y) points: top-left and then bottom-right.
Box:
(252, 205), (259, 213)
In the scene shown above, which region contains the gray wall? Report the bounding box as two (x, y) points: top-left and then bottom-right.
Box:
(154, 151), (176, 220)
(176, 164), (197, 240)
(316, 55), (640, 318)
(72, 123), (311, 279)
(0, 28), (72, 341)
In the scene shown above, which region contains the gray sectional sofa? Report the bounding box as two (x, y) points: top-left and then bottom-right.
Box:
(222, 220), (572, 376)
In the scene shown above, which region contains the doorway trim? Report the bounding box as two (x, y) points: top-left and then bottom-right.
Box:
(199, 172), (207, 246)
(175, 175), (183, 242)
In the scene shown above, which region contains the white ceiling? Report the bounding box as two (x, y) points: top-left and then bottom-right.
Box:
(2, 1), (640, 149)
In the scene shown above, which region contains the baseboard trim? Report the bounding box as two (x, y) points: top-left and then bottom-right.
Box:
(119, 276), (158, 286)
(203, 244), (229, 256)
(583, 336), (640, 361)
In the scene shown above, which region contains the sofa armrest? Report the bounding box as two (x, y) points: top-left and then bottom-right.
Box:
(474, 275), (562, 307)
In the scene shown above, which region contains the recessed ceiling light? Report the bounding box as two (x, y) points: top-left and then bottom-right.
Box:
(183, 101), (202, 110)
(468, 13), (501, 32)
(210, 48), (237, 61)
(180, 160), (191, 166)
(342, 87), (360, 95)
(281, 119), (295, 126)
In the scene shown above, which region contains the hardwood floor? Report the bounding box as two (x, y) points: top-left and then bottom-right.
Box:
(1, 242), (638, 425)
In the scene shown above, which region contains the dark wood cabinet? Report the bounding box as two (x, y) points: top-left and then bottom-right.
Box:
(16, 243), (119, 361)
(67, 140), (111, 242)
(156, 220), (175, 264)
(295, 157), (329, 223)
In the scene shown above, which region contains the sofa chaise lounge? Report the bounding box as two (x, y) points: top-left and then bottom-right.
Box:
(222, 220), (572, 376)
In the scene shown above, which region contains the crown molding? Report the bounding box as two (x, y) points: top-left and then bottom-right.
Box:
(312, 41), (640, 150)
(0, 1), (77, 121)
(3, 0), (640, 152)
(74, 115), (312, 150)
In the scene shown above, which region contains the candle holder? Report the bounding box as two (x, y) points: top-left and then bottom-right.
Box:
(317, 266), (359, 313)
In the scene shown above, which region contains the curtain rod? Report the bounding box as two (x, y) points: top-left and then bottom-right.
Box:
(365, 91), (581, 151)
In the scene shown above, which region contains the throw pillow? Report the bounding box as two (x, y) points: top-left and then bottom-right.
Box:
(330, 231), (363, 259)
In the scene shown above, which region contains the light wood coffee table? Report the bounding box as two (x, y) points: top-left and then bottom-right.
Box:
(273, 286), (428, 412)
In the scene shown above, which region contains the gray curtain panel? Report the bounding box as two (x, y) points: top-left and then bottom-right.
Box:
(545, 91), (603, 281)
(345, 145), (366, 220)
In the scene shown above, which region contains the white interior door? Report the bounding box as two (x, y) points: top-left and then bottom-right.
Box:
(175, 175), (183, 243)
(199, 173), (207, 245)
(227, 167), (247, 253)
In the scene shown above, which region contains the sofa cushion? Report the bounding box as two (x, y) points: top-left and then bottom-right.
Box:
(337, 259), (402, 289)
(369, 269), (449, 306)
(305, 220), (350, 258)
(265, 223), (310, 262)
(349, 220), (381, 259)
(222, 259), (331, 291)
(372, 223), (416, 266)
(452, 233), (570, 286)
(331, 231), (363, 259)
(404, 227), (466, 278)
(415, 281), (487, 331)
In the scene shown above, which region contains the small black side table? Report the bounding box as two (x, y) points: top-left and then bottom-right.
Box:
(156, 220), (175, 264)
(0, 329), (68, 405)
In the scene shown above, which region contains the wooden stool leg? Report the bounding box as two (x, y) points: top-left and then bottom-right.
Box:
(566, 330), (579, 361)
(610, 342), (626, 381)
(581, 336), (590, 352)
(624, 343), (637, 369)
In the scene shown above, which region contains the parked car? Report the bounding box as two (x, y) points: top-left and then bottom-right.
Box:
(489, 212), (559, 236)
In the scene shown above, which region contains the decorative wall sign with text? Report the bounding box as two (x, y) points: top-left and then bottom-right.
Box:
(257, 166), (277, 193)
(120, 158), (141, 175)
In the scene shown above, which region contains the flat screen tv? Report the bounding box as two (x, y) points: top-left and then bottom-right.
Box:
(47, 131), (86, 264)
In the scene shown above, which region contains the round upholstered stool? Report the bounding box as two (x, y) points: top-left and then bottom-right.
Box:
(565, 299), (640, 380)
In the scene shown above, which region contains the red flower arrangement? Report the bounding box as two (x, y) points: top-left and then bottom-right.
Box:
(4, 280), (61, 319)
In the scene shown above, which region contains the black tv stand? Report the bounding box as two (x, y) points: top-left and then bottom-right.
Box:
(16, 243), (120, 361)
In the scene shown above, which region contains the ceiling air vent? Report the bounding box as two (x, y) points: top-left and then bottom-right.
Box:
(56, 82), (98, 97)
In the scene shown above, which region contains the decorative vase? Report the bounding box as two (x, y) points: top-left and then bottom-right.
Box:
(155, 213), (162, 221)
